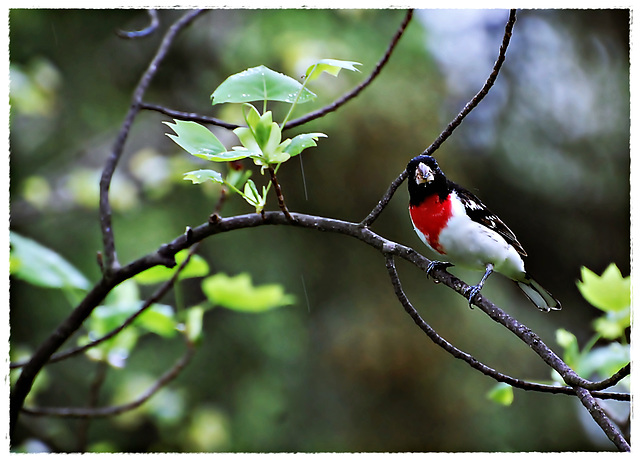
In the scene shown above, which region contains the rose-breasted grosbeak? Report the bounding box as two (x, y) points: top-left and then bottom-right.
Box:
(407, 155), (561, 312)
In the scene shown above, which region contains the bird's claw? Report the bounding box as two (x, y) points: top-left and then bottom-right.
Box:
(464, 285), (482, 309)
(426, 261), (453, 280)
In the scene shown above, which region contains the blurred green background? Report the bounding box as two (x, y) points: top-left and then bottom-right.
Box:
(9, 9), (629, 452)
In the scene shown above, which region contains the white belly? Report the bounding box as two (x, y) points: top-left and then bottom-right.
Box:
(436, 199), (526, 280)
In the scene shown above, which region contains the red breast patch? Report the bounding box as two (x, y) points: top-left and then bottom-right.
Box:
(409, 194), (452, 254)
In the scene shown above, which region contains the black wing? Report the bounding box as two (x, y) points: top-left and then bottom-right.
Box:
(453, 184), (527, 257)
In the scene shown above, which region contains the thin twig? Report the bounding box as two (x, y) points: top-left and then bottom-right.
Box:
(361, 10), (517, 228)
(22, 339), (196, 419)
(421, 9), (517, 156)
(267, 166), (294, 221)
(583, 363), (630, 391)
(359, 170), (408, 227)
(9, 243), (200, 370)
(140, 102), (240, 129)
(99, 9), (205, 276)
(285, 9), (414, 130)
(116, 9), (160, 39)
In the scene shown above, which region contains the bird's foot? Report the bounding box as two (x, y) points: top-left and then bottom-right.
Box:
(426, 261), (454, 282)
(464, 284), (483, 309)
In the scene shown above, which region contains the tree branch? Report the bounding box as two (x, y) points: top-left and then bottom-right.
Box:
(421, 9), (516, 157)
(383, 254), (629, 402)
(99, 9), (206, 276)
(139, 102), (241, 129)
(9, 243), (200, 370)
(361, 10), (517, 228)
(22, 339), (196, 419)
(11, 210), (630, 450)
(116, 9), (160, 39)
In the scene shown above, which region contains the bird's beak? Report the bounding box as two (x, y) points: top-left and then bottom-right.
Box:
(416, 162), (434, 184)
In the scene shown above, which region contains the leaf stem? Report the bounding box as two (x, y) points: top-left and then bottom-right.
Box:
(280, 66), (315, 129)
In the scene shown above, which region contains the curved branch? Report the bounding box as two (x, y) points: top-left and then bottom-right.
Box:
(383, 255), (629, 402)
(22, 339), (196, 419)
(9, 244), (200, 370)
(360, 169), (408, 227)
(361, 10), (517, 228)
(116, 9), (160, 39)
(99, 9), (206, 276)
(284, 9), (413, 130)
(421, 9), (516, 156)
(583, 363), (630, 391)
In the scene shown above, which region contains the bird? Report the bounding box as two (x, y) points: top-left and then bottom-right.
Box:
(406, 154), (561, 312)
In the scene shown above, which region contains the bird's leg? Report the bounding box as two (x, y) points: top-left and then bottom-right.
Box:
(465, 264), (494, 309)
(426, 260), (454, 281)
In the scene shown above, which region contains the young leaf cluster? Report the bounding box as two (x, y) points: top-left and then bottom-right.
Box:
(554, 264), (630, 386)
(487, 263), (631, 406)
(165, 59), (360, 213)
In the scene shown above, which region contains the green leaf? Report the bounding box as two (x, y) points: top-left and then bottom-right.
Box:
(183, 169), (224, 185)
(242, 179), (266, 212)
(135, 250), (210, 285)
(593, 313), (630, 340)
(487, 383), (514, 406)
(578, 343), (630, 383)
(10, 231), (90, 290)
(164, 120), (233, 161)
(211, 65), (317, 105)
(285, 132), (327, 157)
(576, 264), (630, 312)
(555, 328), (580, 369)
(225, 168), (252, 192)
(135, 304), (177, 338)
(201, 272), (295, 312)
(253, 110), (275, 148)
(305, 58), (362, 81)
(185, 306), (204, 344)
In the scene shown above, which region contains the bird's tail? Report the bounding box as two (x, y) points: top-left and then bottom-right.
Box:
(515, 275), (561, 312)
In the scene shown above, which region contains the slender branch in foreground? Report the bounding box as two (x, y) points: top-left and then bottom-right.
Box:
(139, 102), (241, 129)
(99, 9), (205, 276)
(267, 166), (294, 221)
(360, 169), (408, 227)
(22, 339), (196, 419)
(584, 363), (630, 391)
